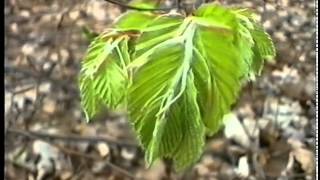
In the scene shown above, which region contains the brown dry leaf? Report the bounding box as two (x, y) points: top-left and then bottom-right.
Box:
(235, 156), (250, 178)
(208, 138), (227, 154)
(76, 123), (97, 136)
(96, 143), (110, 157)
(263, 97), (303, 130)
(42, 97), (57, 114)
(263, 156), (289, 178)
(13, 87), (37, 109)
(75, 124), (97, 152)
(33, 140), (66, 180)
(69, 10), (80, 20)
(195, 164), (210, 177)
(263, 139), (291, 177)
(292, 148), (315, 175)
(224, 113), (259, 148)
(86, 1), (108, 21)
(72, 172), (96, 180)
(228, 145), (246, 157)
(201, 155), (217, 169)
(60, 171), (73, 180)
(237, 103), (255, 119)
(27, 174), (35, 180)
(59, 49), (70, 64)
(22, 43), (37, 56)
(91, 161), (112, 175)
(287, 137), (305, 149)
(120, 148), (136, 161)
(136, 161), (165, 180)
(39, 82), (52, 94)
(258, 152), (269, 169)
(5, 91), (12, 115)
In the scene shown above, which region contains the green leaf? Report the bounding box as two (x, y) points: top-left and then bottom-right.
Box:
(126, 4), (276, 170)
(192, 5), (251, 134)
(251, 44), (264, 75)
(79, 74), (105, 120)
(251, 24), (276, 61)
(194, 27), (246, 134)
(79, 3), (276, 171)
(129, 15), (184, 68)
(232, 8), (276, 76)
(128, 17), (206, 170)
(114, 11), (157, 31)
(79, 33), (129, 121)
(194, 3), (238, 31)
(127, 5), (256, 168)
(171, 73), (205, 171)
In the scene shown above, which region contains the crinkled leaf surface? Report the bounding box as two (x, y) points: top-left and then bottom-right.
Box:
(114, 11), (157, 31)
(79, 3), (276, 171)
(79, 33), (130, 121)
(128, 17), (206, 170)
(232, 8), (276, 75)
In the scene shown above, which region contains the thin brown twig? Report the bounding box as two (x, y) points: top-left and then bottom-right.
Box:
(261, 0), (267, 23)
(103, 0), (172, 11)
(25, 79), (41, 131)
(238, 118), (266, 179)
(9, 85), (35, 95)
(6, 128), (137, 148)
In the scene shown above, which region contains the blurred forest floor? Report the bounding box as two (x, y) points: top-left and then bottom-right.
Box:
(4, 0), (316, 179)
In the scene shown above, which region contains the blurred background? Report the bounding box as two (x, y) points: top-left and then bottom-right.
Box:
(4, 0), (316, 179)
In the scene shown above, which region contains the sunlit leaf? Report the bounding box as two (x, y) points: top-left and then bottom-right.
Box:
(79, 3), (276, 170)
(79, 33), (129, 121)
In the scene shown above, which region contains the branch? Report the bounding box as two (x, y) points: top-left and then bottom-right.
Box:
(6, 128), (138, 148)
(238, 119), (266, 179)
(103, 0), (172, 11)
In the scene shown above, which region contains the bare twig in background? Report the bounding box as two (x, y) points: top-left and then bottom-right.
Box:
(164, 158), (174, 180)
(103, 0), (172, 11)
(238, 118), (266, 179)
(261, 0), (267, 23)
(6, 128), (137, 148)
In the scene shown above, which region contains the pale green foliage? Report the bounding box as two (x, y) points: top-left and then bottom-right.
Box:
(79, 33), (130, 120)
(79, 3), (276, 170)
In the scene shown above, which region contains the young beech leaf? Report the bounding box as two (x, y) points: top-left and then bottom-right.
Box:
(113, 11), (157, 31)
(232, 8), (276, 75)
(79, 4), (276, 171)
(250, 23), (276, 61)
(79, 33), (130, 121)
(128, 17), (207, 170)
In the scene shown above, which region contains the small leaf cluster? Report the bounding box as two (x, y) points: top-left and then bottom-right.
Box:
(79, 3), (275, 171)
